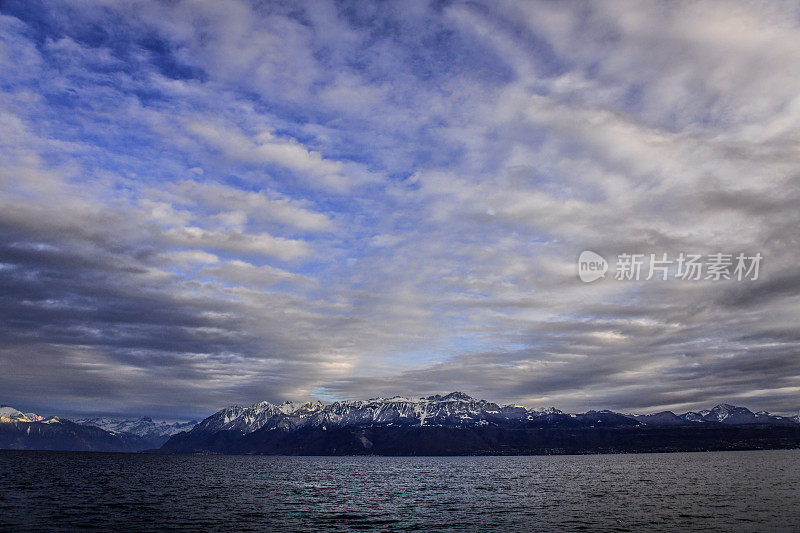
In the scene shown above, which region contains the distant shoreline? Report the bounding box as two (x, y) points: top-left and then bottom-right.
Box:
(3, 443), (800, 458)
(156, 424), (800, 456)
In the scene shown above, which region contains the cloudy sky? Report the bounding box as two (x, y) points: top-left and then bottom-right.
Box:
(1, 0), (799, 419)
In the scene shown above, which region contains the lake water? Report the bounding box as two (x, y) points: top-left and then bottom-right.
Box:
(1, 449), (798, 531)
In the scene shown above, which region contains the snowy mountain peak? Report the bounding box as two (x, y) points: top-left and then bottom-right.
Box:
(680, 412), (705, 422)
(706, 404), (754, 422)
(278, 401), (300, 414)
(0, 406), (25, 419)
(165, 396), (800, 440)
(378, 396), (415, 403)
(0, 405), (58, 424)
(672, 404), (797, 425)
(74, 416), (198, 444)
(278, 400), (326, 415)
(188, 393), (566, 435)
(532, 407), (563, 415)
(426, 392), (474, 402)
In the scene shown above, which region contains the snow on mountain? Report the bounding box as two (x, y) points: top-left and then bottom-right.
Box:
(189, 392), (601, 436)
(1, 406), (196, 443)
(0, 406), (27, 421)
(183, 395), (800, 438)
(0, 405), (58, 424)
(643, 404), (799, 426)
(531, 407), (563, 415)
(679, 412), (706, 423)
(278, 400), (326, 415)
(193, 403), (283, 434)
(74, 416), (198, 442)
(704, 403), (746, 423)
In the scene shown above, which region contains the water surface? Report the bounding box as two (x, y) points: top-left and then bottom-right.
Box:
(1, 449), (798, 531)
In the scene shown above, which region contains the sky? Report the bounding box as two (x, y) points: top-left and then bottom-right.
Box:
(1, 0), (799, 419)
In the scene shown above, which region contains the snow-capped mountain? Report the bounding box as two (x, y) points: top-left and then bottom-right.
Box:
(183, 394), (800, 439)
(193, 392), (518, 434)
(74, 417), (198, 446)
(160, 394), (800, 455)
(679, 412), (706, 423)
(0, 405), (59, 424)
(634, 404), (798, 426)
(682, 404), (795, 425)
(1, 406), (197, 450)
(5, 397), (796, 454)
(0, 405), (154, 452)
(185, 392), (637, 437)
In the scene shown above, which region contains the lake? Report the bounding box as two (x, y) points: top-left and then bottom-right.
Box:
(1, 449), (798, 531)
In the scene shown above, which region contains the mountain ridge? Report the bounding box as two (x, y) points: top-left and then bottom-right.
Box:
(179, 392), (800, 436)
(0, 404), (197, 451)
(74, 417), (199, 447)
(159, 392), (800, 455)
(3, 395), (799, 454)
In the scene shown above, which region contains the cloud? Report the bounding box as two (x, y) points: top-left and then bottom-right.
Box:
(162, 226), (310, 261)
(0, 0), (799, 418)
(184, 120), (354, 191)
(200, 260), (301, 287)
(168, 180), (336, 233)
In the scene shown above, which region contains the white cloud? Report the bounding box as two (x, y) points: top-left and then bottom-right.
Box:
(162, 226), (310, 261)
(185, 120), (351, 191)
(169, 180), (335, 233)
(200, 260), (300, 287)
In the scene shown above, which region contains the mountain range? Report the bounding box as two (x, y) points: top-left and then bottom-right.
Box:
(0, 405), (58, 424)
(74, 417), (198, 447)
(0, 405), (196, 452)
(159, 392), (800, 455)
(631, 403), (799, 426)
(3, 394), (799, 454)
